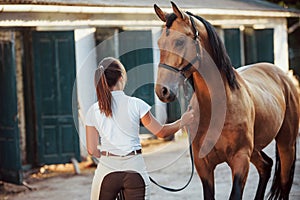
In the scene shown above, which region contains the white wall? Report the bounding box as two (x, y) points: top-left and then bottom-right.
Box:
(274, 19), (289, 71)
(74, 28), (97, 157)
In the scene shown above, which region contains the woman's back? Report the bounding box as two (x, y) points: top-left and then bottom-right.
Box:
(86, 90), (150, 156)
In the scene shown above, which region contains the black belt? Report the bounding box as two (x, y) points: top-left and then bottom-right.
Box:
(101, 149), (142, 157)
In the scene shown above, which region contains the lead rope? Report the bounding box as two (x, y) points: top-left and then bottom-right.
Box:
(149, 124), (194, 192)
(149, 47), (195, 191)
(149, 80), (194, 192)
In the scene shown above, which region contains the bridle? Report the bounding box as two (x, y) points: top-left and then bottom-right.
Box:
(158, 13), (201, 81)
(149, 13), (200, 193)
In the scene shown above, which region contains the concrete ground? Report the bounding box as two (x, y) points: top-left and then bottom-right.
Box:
(1, 136), (300, 200)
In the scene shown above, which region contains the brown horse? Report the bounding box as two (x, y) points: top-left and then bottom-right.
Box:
(154, 2), (299, 200)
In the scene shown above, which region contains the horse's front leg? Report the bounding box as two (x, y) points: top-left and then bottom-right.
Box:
(194, 156), (216, 200)
(228, 150), (251, 200)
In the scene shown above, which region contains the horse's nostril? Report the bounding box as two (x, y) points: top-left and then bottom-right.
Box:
(161, 87), (169, 97)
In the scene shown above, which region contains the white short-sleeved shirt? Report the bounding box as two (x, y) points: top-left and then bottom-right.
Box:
(85, 90), (151, 156)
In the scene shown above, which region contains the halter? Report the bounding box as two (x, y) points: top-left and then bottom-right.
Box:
(159, 14), (201, 80)
(149, 14), (199, 193)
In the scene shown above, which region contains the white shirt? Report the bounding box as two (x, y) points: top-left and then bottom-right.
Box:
(85, 90), (151, 156)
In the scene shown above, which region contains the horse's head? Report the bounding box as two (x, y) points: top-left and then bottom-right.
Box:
(154, 2), (239, 103)
(154, 2), (206, 102)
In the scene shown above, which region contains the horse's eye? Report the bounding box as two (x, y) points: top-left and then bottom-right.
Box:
(175, 39), (185, 47)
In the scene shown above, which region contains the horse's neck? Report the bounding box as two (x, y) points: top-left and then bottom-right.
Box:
(192, 71), (230, 125)
(192, 64), (230, 99)
(192, 73), (213, 126)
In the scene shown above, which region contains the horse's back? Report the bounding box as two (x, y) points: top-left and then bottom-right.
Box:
(238, 63), (298, 101)
(238, 62), (287, 81)
(238, 63), (299, 150)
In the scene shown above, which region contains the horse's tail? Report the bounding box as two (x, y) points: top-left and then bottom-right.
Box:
(268, 144), (296, 200)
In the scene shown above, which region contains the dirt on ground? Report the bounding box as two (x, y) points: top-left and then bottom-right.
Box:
(1, 136), (300, 200)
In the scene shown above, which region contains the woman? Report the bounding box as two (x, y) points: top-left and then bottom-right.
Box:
(85, 57), (194, 200)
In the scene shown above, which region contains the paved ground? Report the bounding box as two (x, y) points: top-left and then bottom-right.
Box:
(1, 136), (300, 200)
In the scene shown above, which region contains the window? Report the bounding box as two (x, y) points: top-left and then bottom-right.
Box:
(223, 27), (274, 68)
(224, 29), (241, 68)
(244, 28), (274, 64)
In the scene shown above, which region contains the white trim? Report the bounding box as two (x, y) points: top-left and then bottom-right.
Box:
(0, 4), (299, 17)
(194, 8), (300, 17)
(1, 16), (287, 28)
(114, 29), (119, 58)
(0, 19), (163, 27)
(4, 18), (283, 28)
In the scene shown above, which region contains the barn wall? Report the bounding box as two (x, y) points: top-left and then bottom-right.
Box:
(74, 28), (97, 157)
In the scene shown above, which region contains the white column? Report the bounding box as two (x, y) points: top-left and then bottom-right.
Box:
(274, 19), (289, 71)
(114, 29), (119, 58)
(74, 28), (97, 157)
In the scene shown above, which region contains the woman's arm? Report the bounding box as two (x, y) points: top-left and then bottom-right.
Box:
(141, 109), (194, 138)
(86, 126), (101, 158)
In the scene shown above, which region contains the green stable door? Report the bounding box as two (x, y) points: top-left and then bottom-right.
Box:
(119, 30), (155, 133)
(0, 39), (22, 184)
(32, 31), (80, 165)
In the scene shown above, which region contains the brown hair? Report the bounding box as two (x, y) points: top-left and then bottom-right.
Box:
(94, 57), (124, 117)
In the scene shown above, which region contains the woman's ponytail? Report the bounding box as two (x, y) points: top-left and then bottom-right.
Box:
(95, 66), (112, 117)
(94, 57), (123, 117)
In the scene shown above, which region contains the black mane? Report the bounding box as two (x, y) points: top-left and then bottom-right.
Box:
(166, 12), (240, 90)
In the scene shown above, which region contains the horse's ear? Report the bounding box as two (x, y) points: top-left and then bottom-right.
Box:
(154, 4), (167, 22)
(171, 1), (188, 21)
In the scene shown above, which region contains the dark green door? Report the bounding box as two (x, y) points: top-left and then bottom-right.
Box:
(32, 31), (80, 165)
(119, 30), (154, 134)
(0, 39), (22, 184)
(119, 30), (154, 106)
(244, 28), (274, 64)
(224, 29), (241, 68)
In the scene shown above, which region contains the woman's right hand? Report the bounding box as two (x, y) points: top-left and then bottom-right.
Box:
(180, 108), (195, 128)
(142, 107), (195, 138)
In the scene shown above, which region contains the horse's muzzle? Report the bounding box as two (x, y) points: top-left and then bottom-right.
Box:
(155, 85), (176, 103)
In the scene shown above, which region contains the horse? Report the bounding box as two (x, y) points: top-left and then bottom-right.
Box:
(153, 2), (299, 200)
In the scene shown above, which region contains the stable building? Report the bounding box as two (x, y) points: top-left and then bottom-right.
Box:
(0, 0), (299, 184)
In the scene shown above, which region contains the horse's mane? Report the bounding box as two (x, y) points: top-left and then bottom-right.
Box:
(166, 12), (240, 90)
